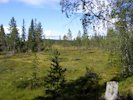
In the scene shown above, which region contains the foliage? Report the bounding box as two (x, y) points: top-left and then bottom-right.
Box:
(111, 1), (133, 77)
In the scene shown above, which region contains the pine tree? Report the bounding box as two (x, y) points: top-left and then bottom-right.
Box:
(44, 49), (66, 99)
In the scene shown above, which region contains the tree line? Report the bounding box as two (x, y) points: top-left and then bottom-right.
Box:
(0, 17), (46, 53)
(0, 17), (119, 54)
(56, 28), (118, 53)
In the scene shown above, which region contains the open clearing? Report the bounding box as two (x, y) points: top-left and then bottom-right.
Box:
(0, 46), (133, 100)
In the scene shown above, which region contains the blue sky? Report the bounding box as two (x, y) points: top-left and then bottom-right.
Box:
(0, 0), (107, 40)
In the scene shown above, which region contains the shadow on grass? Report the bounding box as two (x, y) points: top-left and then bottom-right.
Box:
(33, 68), (106, 100)
(33, 96), (53, 100)
(32, 72), (133, 100)
(87, 51), (95, 54)
(75, 58), (81, 61)
(110, 71), (133, 82)
(13, 76), (46, 90)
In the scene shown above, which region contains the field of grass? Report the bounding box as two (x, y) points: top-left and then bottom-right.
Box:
(0, 45), (133, 99)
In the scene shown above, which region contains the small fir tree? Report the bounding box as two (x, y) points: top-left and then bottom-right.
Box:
(44, 49), (66, 100)
(31, 53), (39, 89)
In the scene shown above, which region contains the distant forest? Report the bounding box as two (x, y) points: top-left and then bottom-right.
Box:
(0, 17), (117, 53)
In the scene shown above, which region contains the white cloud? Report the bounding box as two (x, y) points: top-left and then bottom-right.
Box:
(3, 26), (10, 34)
(3, 26), (22, 35)
(0, 0), (9, 3)
(43, 30), (61, 39)
(16, 0), (59, 7)
(43, 30), (51, 36)
(17, 27), (22, 35)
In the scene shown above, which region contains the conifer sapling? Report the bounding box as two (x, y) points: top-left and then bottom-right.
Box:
(44, 49), (66, 99)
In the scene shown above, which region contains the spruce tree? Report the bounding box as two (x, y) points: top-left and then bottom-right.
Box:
(11, 26), (19, 53)
(22, 19), (26, 43)
(36, 22), (43, 51)
(32, 19), (37, 52)
(44, 49), (66, 99)
(8, 17), (19, 54)
(28, 28), (32, 51)
(28, 19), (34, 52)
(0, 24), (6, 51)
(20, 19), (26, 52)
(6, 34), (11, 51)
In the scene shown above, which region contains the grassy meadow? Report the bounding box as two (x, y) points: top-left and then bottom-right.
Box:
(0, 45), (133, 100)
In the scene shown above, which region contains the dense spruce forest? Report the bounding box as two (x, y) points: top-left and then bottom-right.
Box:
(0, 0), (133, 100)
